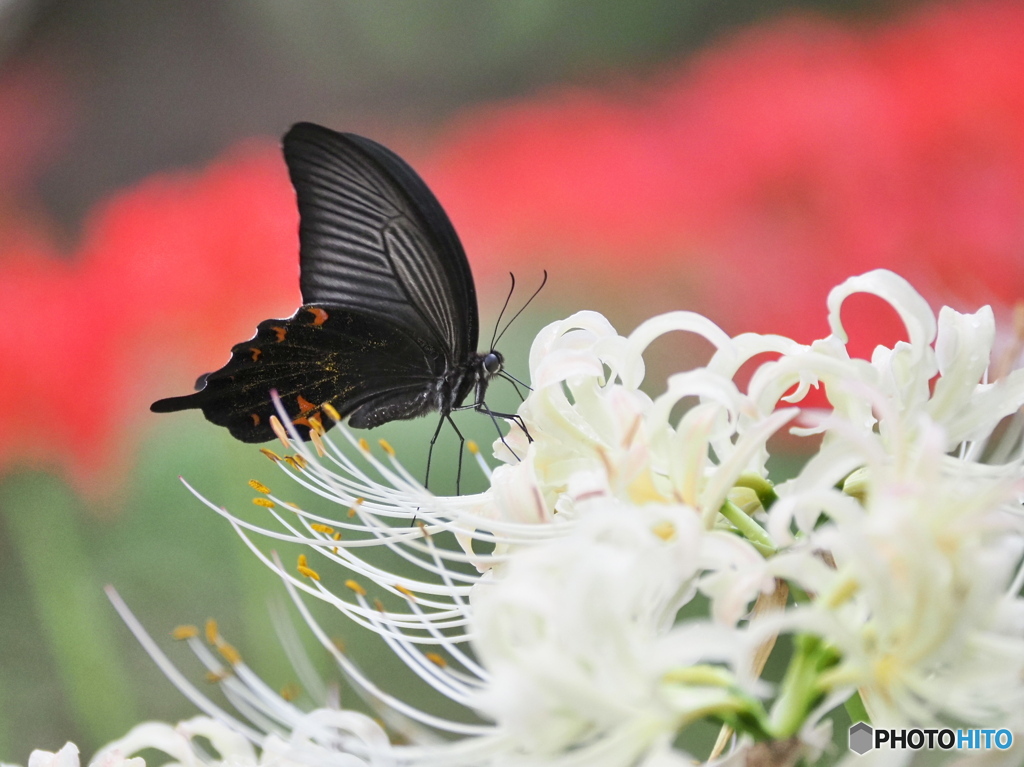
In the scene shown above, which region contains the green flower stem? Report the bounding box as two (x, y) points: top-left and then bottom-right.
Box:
(665, 683), (773, 741)
(844, 690), (870, 725)
(769, 633), (839, 738)
(734, 473), (779, 511)
(719, 499), (776, 554)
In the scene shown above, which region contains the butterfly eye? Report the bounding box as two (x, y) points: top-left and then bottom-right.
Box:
(483, 352), (503, 376)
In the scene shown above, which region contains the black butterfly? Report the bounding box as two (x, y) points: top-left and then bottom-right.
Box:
(152, 122), (532, 486)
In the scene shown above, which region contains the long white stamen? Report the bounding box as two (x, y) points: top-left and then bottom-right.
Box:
(104, 587), (263, 743)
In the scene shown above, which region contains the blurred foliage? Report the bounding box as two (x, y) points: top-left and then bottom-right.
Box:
(245, 0), (914, 104)
(10, 0), (913, 228)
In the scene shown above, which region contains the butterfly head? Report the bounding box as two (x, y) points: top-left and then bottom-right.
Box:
(482, 351), (504, 377)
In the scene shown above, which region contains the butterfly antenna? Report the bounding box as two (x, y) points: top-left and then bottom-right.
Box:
(489, 273), (517, 351)
(492, 270), (548, 350)
(500, 370), (532, 391)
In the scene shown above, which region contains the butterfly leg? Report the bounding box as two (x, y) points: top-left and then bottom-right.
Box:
(499, 373), (529, 404)
(445, 413), (467, 495)
(473, 402), (532, 464)
(499, 371), (533, 401)
(424, 413), (447, 491)
(478, 403), (532, 444)
(414, 413), (453, 525)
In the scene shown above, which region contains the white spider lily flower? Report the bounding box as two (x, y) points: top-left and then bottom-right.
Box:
(492, 310), (795, 531)
(749, 273), (1024, 731)
(1, 743), (144, 767)
(748, 270), (1024, 467)
(87, 714), (384, 767)
(467, 500), (757, 764)
(100, 589), (392, 767)
(768, 415), (1024, 728)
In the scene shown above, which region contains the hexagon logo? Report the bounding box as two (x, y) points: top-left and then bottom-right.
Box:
(849, 722), (874, 755)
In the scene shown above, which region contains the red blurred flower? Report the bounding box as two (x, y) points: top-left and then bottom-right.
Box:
(0, 141), (297, 485)
(425, 0), (1024, 353)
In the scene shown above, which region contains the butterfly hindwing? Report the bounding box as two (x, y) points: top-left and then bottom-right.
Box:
(283, 123), (478, 365)
(151, 306), (442, 443)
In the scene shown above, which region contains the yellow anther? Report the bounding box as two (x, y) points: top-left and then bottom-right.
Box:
(395, 584), (416, 600)
(373, 598), (385, 612)
(280, 683), (301, 701)
(311, 523), (335, 535)
(285, 501), (301, 509)
(378, 439), (395, 456)
(292, 454), (308, 469)
(309, 413), (326, 436)
(310, 427), (326, 457)
(651, 520), (676, 541)
(297, 554), (320, 579)
(332, 547), (338, 554)
(345, 579), (367, 596)
(248, 479), (271, 494)
(332, 531), (342, 541)
(259, 448), (281, 462)
(172, 624), (199, 640)
(205, 670), (230, 683)
(358, 438), (370, 452)
(425, 652), (447, 668)
(322, 402), (341, 421)
(298, 564), (321, 581)
(252, 497), (275, 508)
(466, 440), (479, 454)
(218, 643), (242, 666)
(205, 619), (219, 644)
(269, 414), (289, 446)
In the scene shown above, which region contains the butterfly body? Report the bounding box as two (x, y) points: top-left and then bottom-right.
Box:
(152, 122), (509, 449)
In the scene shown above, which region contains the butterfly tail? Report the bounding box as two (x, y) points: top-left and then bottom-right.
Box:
(150, 392), (205, 413)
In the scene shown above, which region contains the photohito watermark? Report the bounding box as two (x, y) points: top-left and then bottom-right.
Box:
(848, 723), (1013, 755)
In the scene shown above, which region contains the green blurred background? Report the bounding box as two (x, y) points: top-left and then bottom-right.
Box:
(2, 0), (1023, 762)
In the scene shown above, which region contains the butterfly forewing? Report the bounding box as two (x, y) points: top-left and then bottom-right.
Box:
(284, 123), (478, 363)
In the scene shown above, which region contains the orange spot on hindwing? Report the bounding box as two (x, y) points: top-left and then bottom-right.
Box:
(250, 413), (261, 426)
(249, 347), (262, 361)
(306, 307), (329, 326)
(272, 326), (287, 342)
(292, 396), (321, 434)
